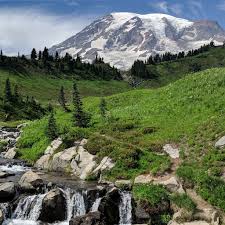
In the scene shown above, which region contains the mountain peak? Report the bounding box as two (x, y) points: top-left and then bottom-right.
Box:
(49, 12), (225, 71)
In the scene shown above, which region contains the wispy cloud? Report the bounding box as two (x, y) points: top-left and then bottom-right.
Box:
(0, 7), (95, 55)
(150, 1), (169, 13)
(149, 1), (183, 16)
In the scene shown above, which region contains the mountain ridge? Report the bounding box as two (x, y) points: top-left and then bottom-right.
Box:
(49, 12), (225, 70)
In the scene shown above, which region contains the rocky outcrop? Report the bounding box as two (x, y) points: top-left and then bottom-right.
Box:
(35, 138), (114, 180)
(71, 145), (97, 180)
(134, 174), (154, 184)
(0, 127), (21, 159)
(154, 176), (184, 193)
(163, 144), (179, 159)
(18, 170), (43, 191)
(93, 157), (115, 175)
(98, 188), (121, 225)
(35, 138), (63, 170)
(38, 188), (67, 223)
(0, 182), (15, 201)
(215, 136), (225, 148)
(4, 147), (16, 159)
(51, 146), (77, 172)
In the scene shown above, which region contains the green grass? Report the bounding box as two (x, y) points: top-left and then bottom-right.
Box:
(17, 67), (225, 211)
(0, 70), (131, 104)
(133, 184), (169, 207)
(170, 193), (196, 212)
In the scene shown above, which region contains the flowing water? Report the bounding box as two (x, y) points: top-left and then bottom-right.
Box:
(3, 189), (87, 225)
(119, 191), (132, 225)
(91, 197), (102, 212)
(1, 189), (133, 225)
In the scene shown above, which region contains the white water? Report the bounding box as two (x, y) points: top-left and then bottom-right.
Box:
(13, 194), (46, 220)
(2, 189), (133, 225)
(0, 164), (29, 173)
(119, 192), (132, 225)
(64, 188), (86, 221)
(4, 189), (87, 225)
(91, 197), (102, 212)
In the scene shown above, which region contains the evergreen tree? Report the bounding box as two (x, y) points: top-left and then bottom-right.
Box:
(14, 84), (20, 103)
(47, 103), (53, 113)
(58, 86), (68, 111)
(38, 51), (42, 60)
(31, 48), (37, 60)
(46, 111), (58, 140)
(4, 78), (12, 102)
(99, 98), (107, 118)
(72, 83), (89, 127)
(42, 47), (49, 61)
(55, 51), (59, 61)
(131, 60), (150, 79)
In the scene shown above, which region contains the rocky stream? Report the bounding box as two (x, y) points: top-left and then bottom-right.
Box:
(0, 127), (134, 225)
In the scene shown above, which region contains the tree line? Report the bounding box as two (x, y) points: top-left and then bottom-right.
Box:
(0, 48), (122, 80)
(130, 42), (217, 79)
(0, 79), (46, 121)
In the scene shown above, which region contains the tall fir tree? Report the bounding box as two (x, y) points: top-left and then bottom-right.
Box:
(4, 78), (12, 102)
(99, 98), (107, 118)
(58, 86), (67, 111)
(42, 47), (49, 61)
(46, 111), (58, 140)
(38, 51), (42, 60)
(31, 48), (37, 60)
(14, 84), (20, 103)
(72, 83), (89, 128)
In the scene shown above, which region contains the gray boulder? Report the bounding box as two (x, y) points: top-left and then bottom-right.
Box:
(215, 136), (225, 148)
(0, 182), (15, 201)
(98, 188), (120, 225)
(19, 170), (43, 191)
(38, 188), (67, 223)
(4, 147), (16, 159)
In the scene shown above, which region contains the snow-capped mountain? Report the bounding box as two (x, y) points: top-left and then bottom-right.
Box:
(49, 12), (225, 70)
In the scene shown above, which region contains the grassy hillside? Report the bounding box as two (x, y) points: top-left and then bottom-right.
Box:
(17, 67), (225, 210)
(0, 70), (131, 104)
(139, 46), (225, 87)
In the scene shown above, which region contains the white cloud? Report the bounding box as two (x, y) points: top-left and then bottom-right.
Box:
(0, 7), (95, 56)
(149, 1), (184, 16)
(150, 1), (169, 13)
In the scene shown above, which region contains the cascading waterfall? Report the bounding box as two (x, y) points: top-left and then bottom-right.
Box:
(1, 188), (133, 225)
(119, 191), (132, 225)
(91, 197), (102, 212)
(60, 188), (86, 222)
(13, 194), (46, 220)
(70, 191), (86, 218)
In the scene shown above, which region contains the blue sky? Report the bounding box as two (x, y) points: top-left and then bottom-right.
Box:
(1, 0), (225, 55)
